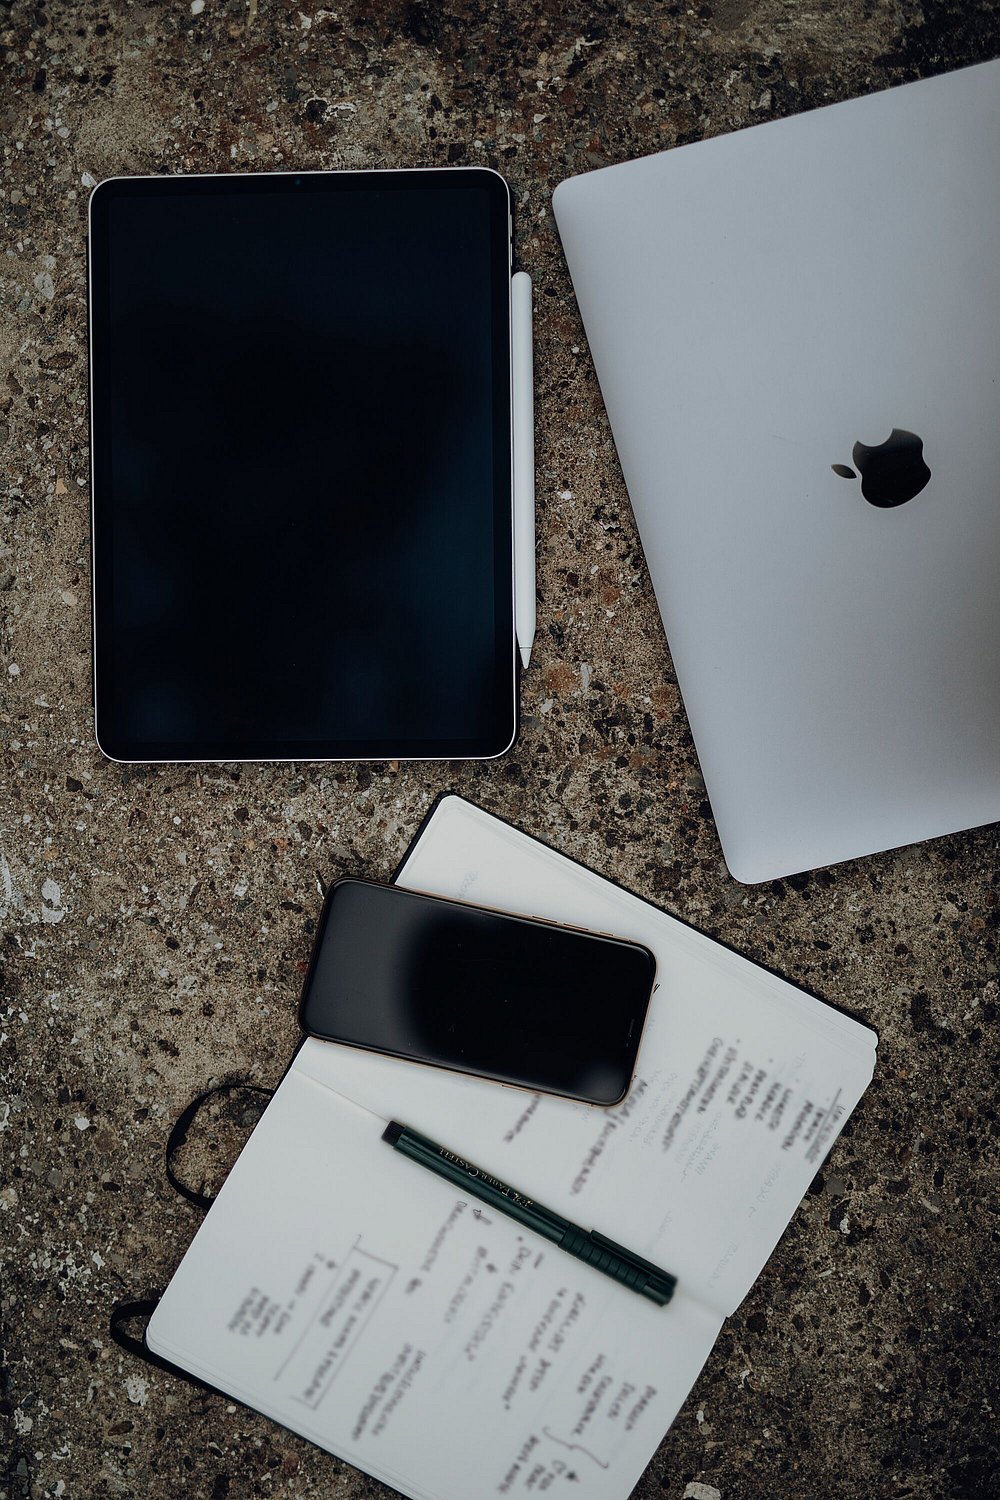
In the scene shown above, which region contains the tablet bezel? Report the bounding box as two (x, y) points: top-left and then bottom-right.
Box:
(88, 167), (517, 764)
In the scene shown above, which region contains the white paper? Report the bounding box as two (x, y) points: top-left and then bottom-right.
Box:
(147, 795), (877, 1500)
(149, 1070), (722, 1500)
(303, 795), (877, 1314)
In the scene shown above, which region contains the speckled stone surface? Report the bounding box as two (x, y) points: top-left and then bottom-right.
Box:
(3, 2), (1000, 1497)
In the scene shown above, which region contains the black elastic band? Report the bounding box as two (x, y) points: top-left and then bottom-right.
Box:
(109, 1296), (168, 1366)
(109, 1295), (232, 1398)
(164, 1081), (274, 1209)
(109, 1079), (275, 1385)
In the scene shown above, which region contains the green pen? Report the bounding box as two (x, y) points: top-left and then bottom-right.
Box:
(382, 1121), (676, 1307)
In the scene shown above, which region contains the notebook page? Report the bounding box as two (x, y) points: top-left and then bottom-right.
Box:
(147, 1066), (722, 1500)
(297, 794), (876, 1316)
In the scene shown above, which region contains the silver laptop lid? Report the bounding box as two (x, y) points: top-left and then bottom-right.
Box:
(553, 62), (1000, 882)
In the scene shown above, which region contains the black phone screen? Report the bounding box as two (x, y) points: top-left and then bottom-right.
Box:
(298, 879), (656, 1106)
(88, 169), (515, 761)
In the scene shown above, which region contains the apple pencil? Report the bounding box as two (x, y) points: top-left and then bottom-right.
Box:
(511, 271), (536, 671)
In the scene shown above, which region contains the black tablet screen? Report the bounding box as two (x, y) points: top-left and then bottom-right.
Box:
(89, 170), (514, 761)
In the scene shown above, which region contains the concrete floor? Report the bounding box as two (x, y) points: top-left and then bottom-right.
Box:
(3, 1), (999, 1497)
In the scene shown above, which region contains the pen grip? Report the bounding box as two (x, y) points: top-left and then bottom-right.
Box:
(559, 1226), (676, 1305)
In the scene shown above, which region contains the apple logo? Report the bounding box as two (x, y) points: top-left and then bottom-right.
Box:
(832, 428), (931, 508)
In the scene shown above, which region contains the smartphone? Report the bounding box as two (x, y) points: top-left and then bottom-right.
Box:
(298, 878), (656, 1106)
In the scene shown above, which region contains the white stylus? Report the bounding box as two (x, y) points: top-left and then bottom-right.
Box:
(511, 271), (536, 671)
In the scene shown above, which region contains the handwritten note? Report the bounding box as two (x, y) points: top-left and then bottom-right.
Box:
(147, 795), (876, 1500)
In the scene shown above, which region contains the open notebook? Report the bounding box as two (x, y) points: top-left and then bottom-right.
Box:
(147, 795), (877, 1500)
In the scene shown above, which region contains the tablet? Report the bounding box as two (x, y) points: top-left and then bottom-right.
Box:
(88, 168), (516, 762)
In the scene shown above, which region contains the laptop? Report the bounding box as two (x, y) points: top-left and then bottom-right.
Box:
(553, 61), (1000, 883)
